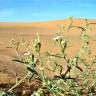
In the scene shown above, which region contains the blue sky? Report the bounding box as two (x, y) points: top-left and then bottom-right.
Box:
(0, 0), (96, 22)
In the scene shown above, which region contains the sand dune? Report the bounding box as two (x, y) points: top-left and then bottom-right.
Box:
(0, 18), (96, 83)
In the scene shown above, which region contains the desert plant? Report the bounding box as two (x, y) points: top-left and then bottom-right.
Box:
(1, 18), (96, 96)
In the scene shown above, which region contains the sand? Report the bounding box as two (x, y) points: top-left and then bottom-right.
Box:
(0, 18), (96, 83)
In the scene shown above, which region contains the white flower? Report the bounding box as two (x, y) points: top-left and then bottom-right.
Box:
(23, 51), (32, 56)
(53, 35), (63, 41)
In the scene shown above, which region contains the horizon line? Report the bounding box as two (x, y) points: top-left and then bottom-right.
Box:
(0, 18), (96, 23)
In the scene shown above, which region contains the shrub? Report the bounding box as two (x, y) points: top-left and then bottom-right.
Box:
(1, 18), (96, 96)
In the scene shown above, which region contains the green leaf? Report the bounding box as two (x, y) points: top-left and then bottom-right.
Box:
(12, 59), (29, 65)
(27, 66), (35, 73)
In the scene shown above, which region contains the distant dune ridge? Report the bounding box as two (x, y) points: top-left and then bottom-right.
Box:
(0, 18), (96, 28)
(0, 18), (96, 83)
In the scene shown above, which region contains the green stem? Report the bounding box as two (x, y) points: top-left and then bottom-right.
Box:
(38, 53), (45, 80)
(8, 73), (29, 92)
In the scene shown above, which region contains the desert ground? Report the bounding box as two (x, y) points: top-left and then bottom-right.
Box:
(0, 18), (96, 85)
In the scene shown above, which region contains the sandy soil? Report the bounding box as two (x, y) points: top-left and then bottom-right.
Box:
(0, 18), (96, 84)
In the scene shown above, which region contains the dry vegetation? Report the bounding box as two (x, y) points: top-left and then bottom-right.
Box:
(0, 18), (96, 96)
